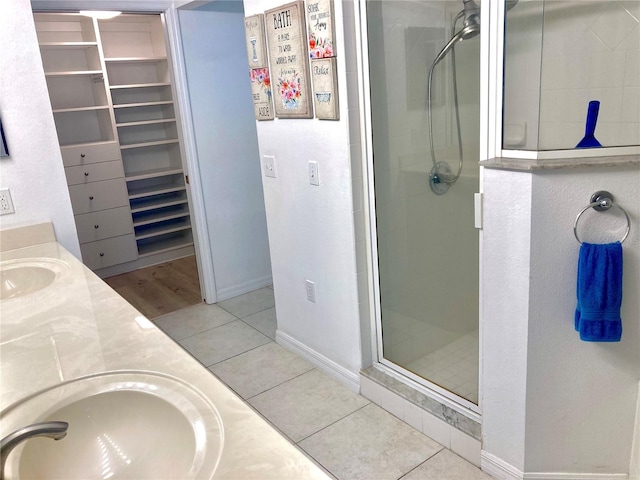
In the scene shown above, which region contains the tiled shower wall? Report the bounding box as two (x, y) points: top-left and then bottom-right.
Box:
(504, 0), (640, 150)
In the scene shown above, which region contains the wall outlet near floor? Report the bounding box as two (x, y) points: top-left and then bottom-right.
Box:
(263, 155), (277, 178)
(305, 279), (316, 303)
(0, 188), (15, 215)
(308, 161), (319, 186)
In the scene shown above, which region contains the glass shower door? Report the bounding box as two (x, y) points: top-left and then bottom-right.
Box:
(367, 0), (481, 405)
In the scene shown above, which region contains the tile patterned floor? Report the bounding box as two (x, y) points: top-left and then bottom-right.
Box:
(154, 287), (490, 480)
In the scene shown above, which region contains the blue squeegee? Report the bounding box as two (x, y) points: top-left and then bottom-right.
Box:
(576, 100), (602, 148)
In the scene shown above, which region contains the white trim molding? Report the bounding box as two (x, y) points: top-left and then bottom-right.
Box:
(276, 330), (360, 393)
(481, 451), (630, 480)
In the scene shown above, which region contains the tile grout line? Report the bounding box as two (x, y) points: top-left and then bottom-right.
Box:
(245, 367), (317, 401)
(396, 448), (445, 480)
(294, 401), (372, 445)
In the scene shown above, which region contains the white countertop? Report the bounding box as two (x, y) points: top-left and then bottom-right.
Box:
(0, 237), (328, 479)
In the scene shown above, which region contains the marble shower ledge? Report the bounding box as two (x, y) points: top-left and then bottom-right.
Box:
(480, 153), (640, 171)
(361, 366), (481, 441)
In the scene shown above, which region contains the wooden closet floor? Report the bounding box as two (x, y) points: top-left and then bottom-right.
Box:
(104, 256), (202, 320)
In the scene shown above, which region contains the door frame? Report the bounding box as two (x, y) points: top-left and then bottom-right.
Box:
(31, 0), (218, 304)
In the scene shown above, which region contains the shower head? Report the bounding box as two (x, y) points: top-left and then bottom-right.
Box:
(461, 0), (480, 38)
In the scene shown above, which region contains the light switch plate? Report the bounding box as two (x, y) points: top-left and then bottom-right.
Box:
(308, 161), (319, 186)
(264, 155), (277, 178)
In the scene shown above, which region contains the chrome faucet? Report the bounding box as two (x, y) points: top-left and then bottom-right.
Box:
(0, 421), (68, 480)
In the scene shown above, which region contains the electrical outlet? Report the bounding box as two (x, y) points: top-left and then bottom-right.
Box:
(0, 188), (15, 215)
(305, 279), (316, 303)
(308, 161), (319, 186)
(264, 155), (277, 178)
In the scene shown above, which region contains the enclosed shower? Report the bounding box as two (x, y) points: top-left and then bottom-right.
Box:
(367, 0), (485, 406)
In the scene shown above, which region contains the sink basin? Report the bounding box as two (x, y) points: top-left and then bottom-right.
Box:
(0, 259), (67, 300)
(1, 372), (223, 479)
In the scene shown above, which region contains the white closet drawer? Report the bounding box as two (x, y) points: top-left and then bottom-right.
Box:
(75, 207), (133, 244)
(80, 234), (138, 270)
(69, 178), (129, 214)
(65, 160), (124, 186)
(61, 142), (121, 167)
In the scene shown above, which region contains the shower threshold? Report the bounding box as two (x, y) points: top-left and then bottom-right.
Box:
(360, 364), (481, 447)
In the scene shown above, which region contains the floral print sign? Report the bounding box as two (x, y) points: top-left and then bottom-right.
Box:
(250, 68), (274, 120)
(307, 0), (335, 59)
(265, 1), (313, 118)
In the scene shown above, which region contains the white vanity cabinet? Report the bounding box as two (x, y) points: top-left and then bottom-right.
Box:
(34, 12), (194, 276)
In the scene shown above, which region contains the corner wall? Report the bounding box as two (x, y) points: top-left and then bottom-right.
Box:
(482, 165), (640, 477)
(0, 0), (79, 256)
(242, 0), (363, 385)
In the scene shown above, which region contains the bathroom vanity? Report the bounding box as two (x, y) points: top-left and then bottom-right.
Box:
(0, 223), (328, 479)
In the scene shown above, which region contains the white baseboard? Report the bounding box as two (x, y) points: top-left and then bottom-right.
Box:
(481, 451), (629, 480)
(524, 474), (628, 479)
(276, 330), (360, 393)
(215, 275), (272, 302)
(481, 451), (523, 479)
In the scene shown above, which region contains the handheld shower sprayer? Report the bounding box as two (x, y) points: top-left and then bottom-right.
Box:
(427, 0), (518, 195)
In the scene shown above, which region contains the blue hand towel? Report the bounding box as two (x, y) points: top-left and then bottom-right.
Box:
(575, 242), (623, 342)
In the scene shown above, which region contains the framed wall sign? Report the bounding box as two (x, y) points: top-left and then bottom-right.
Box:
(250, 68), (275, 121)
(244, 14), (268, 68)
(306, 0), (336, 59)
(265, 1), (313, 119)
(311, 57), (339, 120)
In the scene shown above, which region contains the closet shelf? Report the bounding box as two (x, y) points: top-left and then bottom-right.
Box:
(135, 220), (191, 241)
(116, 118), (177, 128)
(45, 70), (103, 77)
(110, 82), (171, 90)
(105, 57), (167, 63)
(120, 139), (179, 150)
(130, 196), (188, 214)
(133, 209), (190, 227)
(53, 105), (110, 113)
(39, 42), (98, 48)
(125, 167), (183, 182)
(128, 183), (186, 200)
(137, 234), (193, 257)
(60, 140), (118, 150)
(113, 100), (174, 109)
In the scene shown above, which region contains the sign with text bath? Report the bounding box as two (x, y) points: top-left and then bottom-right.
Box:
(265, 1), (313, 118)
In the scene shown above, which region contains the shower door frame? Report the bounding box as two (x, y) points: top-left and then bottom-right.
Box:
(354, 0), (500, 420)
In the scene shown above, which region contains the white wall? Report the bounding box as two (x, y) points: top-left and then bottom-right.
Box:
(525, 167), (640, 473)
(178, 2), (272, 301)
(0, 0), (80, 256)
(242, 0), (363, 383)
(482, 166), (640, 476)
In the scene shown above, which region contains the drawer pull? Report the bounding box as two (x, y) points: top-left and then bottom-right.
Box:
(80, 153), (86, 158)
(94, 224), (99, 229)
(84, 172), (89, 177)
(89, 196), (94, 200)
(99, 252), (105, 257)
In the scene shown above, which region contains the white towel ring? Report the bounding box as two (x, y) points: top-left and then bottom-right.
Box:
(574, 191), (631, 244)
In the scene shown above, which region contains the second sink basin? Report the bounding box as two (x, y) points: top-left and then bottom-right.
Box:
(0, 259), (68, 300)
(1, 371), (224, 479)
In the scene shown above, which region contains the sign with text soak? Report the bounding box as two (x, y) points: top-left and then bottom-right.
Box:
(244, 14), (268, 68)
(265, 1), (313, 118)
(311, 57), (339, 120)
(307, 0), (335, 59)
(250, 68), (274, 120)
